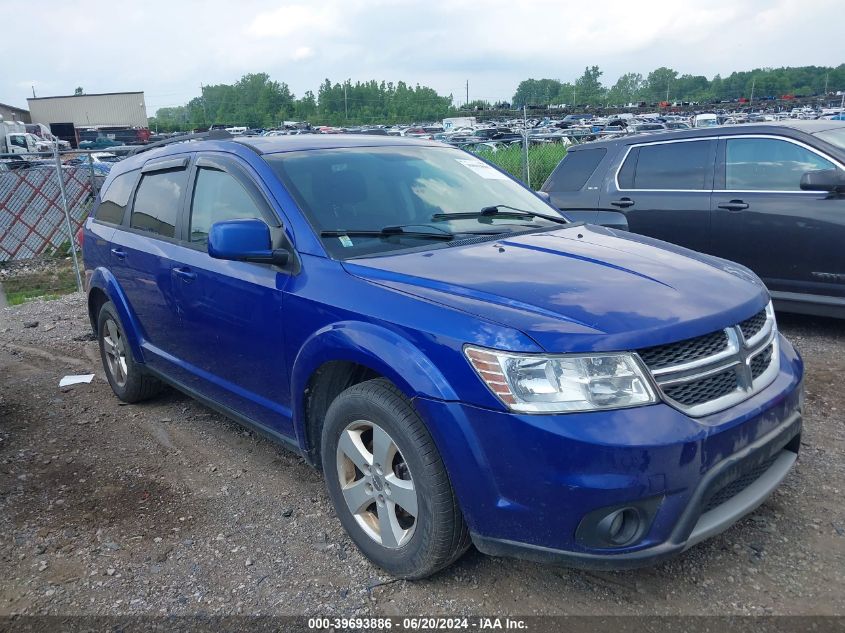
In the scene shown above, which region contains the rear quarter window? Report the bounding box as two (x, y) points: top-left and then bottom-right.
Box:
(544, 148), (607, 191)
(95, 171), (137, 225)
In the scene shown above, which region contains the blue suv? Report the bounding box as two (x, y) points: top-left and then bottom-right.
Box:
(81, 132), (803, 579)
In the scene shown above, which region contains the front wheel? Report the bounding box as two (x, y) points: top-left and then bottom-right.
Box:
(321, 378), (470, 579)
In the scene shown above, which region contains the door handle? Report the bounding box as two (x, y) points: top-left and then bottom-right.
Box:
(610, 198), (635, 208)
(110, 248), (126, 260)
(172, 267), (197, 282)
(718, 200), (749, 212)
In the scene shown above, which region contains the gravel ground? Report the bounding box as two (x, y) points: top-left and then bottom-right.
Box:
(0, 292), (843, 616)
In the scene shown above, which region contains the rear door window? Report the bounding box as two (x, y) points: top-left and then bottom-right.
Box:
(545, 148), (606, 191)
(95, 171), (137, 225)
(620, 140), (714, 190)
(130, 168), (188, 238)
(725, 137), (836, 191)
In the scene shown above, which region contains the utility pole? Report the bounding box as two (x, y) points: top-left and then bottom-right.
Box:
(824, 73), (829, 95)
(666, 79), (670, 102)
(750, 77), (756, 103)
(200, 84), (209, 129)
(343, 83), (348, 120)
(466, 80), (469, 107)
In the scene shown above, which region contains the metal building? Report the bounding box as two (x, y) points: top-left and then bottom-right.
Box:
(27, 92), (148, 128)
(0, 101), (31, 123)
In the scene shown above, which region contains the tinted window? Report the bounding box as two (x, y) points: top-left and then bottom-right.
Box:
(624, 140), (713, 190)
(617, 147), (638, 189)
(725, 138), (836, 191)
(189, 168), (264, 243)
(130, 169), (186, 238)
(547, 148), (606, 191)
(96, 171), (136, 224)
(266, 146), (564, 259)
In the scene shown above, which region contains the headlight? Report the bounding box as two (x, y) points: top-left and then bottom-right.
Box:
(464, 346), (657, 413)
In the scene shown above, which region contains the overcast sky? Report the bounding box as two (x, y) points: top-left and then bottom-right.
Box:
(2, 0), (842, 115)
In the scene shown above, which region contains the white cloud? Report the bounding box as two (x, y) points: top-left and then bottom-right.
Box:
(246, 5), (338, 38)
(292, 46), (315, 61)
(0, 0), (841, 113)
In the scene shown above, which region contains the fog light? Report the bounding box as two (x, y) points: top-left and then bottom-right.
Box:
(599, 507), (641, 546)
(574, 496), (661, 550)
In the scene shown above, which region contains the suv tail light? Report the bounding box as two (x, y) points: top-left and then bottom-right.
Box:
(76, 226), (84, 249)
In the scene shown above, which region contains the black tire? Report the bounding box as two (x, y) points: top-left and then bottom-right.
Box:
(321, 378), (470, 579)
(97, 301), (163, 403)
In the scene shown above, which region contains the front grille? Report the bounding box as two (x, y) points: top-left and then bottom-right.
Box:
(638, 329), (728, 370)
(739, 309), (767, 341)
(663, 369), (738, 407)
(702, 452), (780, 513)
(751, 344), (774, 380)
(637, 304), (778, 417)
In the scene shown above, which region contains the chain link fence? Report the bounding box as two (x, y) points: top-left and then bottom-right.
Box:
(0, 148), (113, 252)
(0, 147), (117, 299)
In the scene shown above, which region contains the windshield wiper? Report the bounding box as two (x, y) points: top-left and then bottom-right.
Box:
(320, 226), (455, 241)
(431, 204), (567, 224)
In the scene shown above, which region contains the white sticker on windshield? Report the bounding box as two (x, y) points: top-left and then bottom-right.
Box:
(456, 158), (509, 180)
(338, 235), (353, 247)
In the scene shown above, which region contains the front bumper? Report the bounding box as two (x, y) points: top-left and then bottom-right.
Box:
(413, 334), (803, 569)
(471, 411), (799, 569)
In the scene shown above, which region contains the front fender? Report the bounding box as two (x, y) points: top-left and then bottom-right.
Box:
(88, 267), (145, 361)
(290, 320), (459, 446)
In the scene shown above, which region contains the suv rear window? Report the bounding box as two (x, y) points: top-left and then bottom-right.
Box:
(95, 171), (136, 225)
(130, 169), (187, 238)
(545, 148), (606, 191)
(619, 140), (713, 190)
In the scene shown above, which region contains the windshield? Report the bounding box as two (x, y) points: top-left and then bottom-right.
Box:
(814, 127), (845, 152)
(265, 145), (565, 258)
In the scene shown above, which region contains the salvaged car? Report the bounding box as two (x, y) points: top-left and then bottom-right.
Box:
(82, 133), (803, 578)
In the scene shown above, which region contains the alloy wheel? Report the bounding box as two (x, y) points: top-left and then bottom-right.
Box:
(102, 318), (128, 388)
(335, 419), (418, 548)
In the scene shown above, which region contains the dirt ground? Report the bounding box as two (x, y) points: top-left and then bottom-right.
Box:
(0, 293), (843, 617)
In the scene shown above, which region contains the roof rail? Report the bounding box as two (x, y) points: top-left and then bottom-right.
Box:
(128, 130), (233, 156)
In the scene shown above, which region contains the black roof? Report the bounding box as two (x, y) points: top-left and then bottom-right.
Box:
(571, 120), (845, 150)
(27, 91), (144, 101)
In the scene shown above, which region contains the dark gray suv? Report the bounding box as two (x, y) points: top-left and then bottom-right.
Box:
(542, 121), (845, 318)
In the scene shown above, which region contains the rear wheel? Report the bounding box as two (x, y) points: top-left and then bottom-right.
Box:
(97, 301), (162, 403)
(321, 378), (470, 579)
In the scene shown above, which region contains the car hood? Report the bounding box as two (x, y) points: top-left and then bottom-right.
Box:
(342, 224), (769, 353)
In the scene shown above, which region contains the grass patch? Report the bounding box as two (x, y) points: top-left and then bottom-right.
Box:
(466, 142), (568, 190)
(2, 260), (79, 306)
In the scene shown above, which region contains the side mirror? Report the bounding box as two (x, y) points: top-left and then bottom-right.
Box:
(208, 219), (289, 266)
(800, 169), (845, 193)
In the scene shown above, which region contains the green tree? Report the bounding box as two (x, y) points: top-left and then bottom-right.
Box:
(607, 72), (644, 105)
(644, 67), (679, 102)
(512, 79), (565, 107)
(574, 66), (605, 105)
